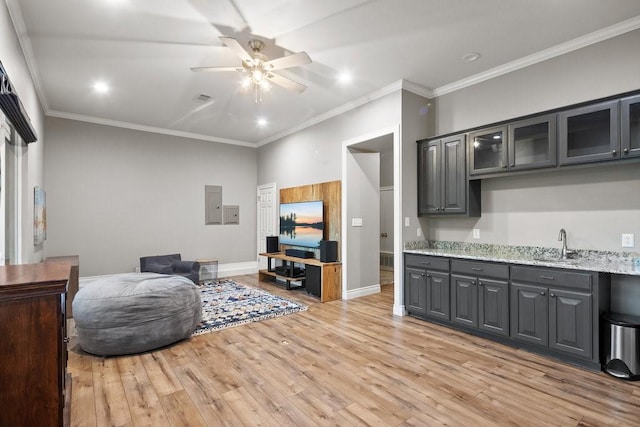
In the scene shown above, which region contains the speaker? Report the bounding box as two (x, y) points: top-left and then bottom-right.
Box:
(266, 236), (279, 253)
(320, 240), (338, 262)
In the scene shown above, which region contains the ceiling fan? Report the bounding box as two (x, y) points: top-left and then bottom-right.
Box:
(191, 36), (311, 102)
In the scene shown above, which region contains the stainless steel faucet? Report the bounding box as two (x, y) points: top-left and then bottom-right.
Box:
(558, 228), (568, 259)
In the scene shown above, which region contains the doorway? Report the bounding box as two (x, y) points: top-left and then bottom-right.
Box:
(342, 125), (402, 312)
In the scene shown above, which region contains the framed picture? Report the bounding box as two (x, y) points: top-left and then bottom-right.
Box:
(34, 186), (46, 245)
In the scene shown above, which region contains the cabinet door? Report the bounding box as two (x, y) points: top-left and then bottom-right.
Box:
(405, 267), (427, 316)
(621, 94), (640, 159)
(426, 271), (450, 321)
(451, 275), (478, 328)
(442, 135), (467, 214)
(418, 141), (440, 216)
(478, 278), (509, 337)
(508, 114), (557, 171)
(469, 126), (508, 175)
(549, 289), (592, 359)
(510, 283), (548, 347)
(558, 100), (619, 165)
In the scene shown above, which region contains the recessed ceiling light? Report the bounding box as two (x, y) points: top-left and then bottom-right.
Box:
(257, 117), (268, 127)
(337, 71), (352, 85)
(462, 52), (481, 62)
(92, 81), (110, 94)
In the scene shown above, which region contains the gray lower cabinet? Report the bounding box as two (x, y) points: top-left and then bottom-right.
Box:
(450, 260), (509, 337)
(510, 266), (594, 360)
(404, 254), (449, 320)
(405, 252), (610, 370)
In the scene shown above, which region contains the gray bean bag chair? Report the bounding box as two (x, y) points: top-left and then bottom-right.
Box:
(73, 273), (202, 356)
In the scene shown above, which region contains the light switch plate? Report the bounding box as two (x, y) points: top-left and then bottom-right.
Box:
(351, 217), (363, 227)
(622, 233), (635, 248)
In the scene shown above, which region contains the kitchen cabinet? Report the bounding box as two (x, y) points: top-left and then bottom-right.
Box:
(621, 94), (640, 159)
(450, 260), (509, 337)
(469, 126), (507, 175)
(404, 254), (450, 320)
(469, 115), (557, 176)
(510, 265), (594, 359)
(558, 100), (619, 165)
(418, 134), (480, 216)
(508, 114), (557, 171)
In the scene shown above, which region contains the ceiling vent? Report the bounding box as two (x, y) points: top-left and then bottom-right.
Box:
(195, 94), (212, 103)
(0, 61), (37, 143)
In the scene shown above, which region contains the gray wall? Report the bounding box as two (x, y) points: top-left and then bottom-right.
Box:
(44, 117), (257, 276)
(427, 29), (640, 253)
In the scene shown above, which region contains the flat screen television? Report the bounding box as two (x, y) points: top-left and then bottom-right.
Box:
(279, 200), (324, 249)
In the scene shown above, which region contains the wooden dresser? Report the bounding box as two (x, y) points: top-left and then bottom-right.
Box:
(0, 263), (72, 427)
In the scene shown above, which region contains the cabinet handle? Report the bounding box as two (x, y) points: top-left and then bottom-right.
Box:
(612, 149), (617, 156)
(472, 281), (477, 286)
(63, 337), (70, 344)
(550, 293), (556, 298)
(421, 261), (430, 265)
(421, 273), (425, 277)
(624, 148), (629, 155)
(502, 165), (508, 168)
(540, 291), (546, 296)
(426, 273), (430, 277)
(471, 267), (483, 271)
(540, 275), (554, 280)
(478, 281), (483, 286)
(510, 164), (515, 167)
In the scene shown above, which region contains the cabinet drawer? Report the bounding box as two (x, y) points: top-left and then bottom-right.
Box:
(510, 266), (591, 291)
(450, 259), (508, 279)
(405, 254), (449, 271)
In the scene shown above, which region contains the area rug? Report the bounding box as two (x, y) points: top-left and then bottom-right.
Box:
(192, 279), (308, 336)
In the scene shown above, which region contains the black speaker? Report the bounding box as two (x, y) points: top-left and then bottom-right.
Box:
(320, 240), (338, 262)
(266, 236), (279, 253)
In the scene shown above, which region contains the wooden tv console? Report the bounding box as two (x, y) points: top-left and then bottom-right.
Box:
(259, 252), (341, 302)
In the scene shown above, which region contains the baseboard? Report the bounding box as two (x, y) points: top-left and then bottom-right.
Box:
(344, 284), (381, 300)
(393, 304), (407, 316)
(217, 261), (258, 278)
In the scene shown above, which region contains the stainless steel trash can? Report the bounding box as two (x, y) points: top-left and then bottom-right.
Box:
(602, 312), (640, 380)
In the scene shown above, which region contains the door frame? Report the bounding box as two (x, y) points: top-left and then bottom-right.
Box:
(342, 124), (404, 316)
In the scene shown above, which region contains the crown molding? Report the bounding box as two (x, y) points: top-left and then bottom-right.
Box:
(257, 79), (431, 147)
(47, 110), (255, 147)
(5, 0), (49, 112)
(433, 15), (640, 97)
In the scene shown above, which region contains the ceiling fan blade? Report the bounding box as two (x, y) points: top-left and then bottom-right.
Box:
(190, 66), (243, 72)
(219, 36), (254, 65)
(264, 52), (312, 71)
(268, 73), (307, 94)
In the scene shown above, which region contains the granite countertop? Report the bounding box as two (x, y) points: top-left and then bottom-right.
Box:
(403, 241), (640, 276)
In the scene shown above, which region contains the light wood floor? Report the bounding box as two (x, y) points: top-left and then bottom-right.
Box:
(68, 274), (640, 426)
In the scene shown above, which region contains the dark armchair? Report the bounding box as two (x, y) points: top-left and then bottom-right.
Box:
(139, 254), (200, 284)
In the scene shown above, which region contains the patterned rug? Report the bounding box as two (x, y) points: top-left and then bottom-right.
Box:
(192, 279), (308, 335)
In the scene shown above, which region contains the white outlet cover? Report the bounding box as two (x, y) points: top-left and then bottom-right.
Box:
(622, 233), (635, 248)
(473, 229), (480, 239)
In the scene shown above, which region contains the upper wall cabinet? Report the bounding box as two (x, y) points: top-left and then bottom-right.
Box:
(621, 94), (640, 159)
(469, 126), (507, 175)
(469, 114), (557, 176)
(418, 134), (480, 216)
(558, 100), (619, 165)
(508, 114), (557, 171)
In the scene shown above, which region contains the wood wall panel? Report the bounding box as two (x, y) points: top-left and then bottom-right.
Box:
(280, 181), (341, 252)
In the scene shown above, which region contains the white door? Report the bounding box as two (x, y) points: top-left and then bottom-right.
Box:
(257, 183), (277, 270)
(380, 187), (394, 254)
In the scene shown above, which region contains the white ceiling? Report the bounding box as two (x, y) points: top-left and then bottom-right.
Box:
(7, 0), (640, 146)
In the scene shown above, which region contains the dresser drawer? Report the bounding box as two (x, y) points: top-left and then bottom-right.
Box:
(510, 265), (592, 291)
(450, 259), (509, 279)
(404, 254), (449, 271)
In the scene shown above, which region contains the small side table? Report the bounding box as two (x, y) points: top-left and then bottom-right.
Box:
(44, 255), (79, 318)
(196, 259), (218, 283)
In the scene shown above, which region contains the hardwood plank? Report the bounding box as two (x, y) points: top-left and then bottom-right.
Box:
(68, 274), (640, 427)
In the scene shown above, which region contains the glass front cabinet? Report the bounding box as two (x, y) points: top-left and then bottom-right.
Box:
(621, 94), (640, 159)
(469, 115), (556, 176)
(558, 100), (619, 165)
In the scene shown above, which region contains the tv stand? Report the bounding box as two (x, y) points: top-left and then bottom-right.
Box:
(259, 252), (341, 302)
